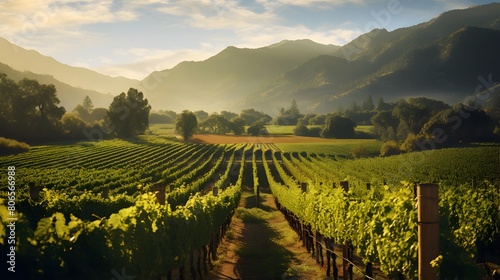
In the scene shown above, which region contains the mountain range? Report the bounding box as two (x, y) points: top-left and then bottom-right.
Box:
(0, 3), (499, 114)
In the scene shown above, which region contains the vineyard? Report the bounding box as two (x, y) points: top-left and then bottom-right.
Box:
(1, 136), (499, 279)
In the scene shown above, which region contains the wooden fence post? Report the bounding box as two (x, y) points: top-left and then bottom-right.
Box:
(343, 243), (353, 280)
(418, 183), (439, 280)
(29, 183), (41, 202)
(300, 182), (307, 192)
(152, 184), (165, 205)
(340, 181), (349, 193)
(101, 186), (109, 199)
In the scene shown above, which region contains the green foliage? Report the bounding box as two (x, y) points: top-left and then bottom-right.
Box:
(239, 109), (272, 126)
(0, 73), (66, 142)
(380, 140), (401, 156)
(262, 147), (499, 279)
(1, 185), (241, 279)
(247, 121), (267, 136)
(0, 137), (30, 155)
(175, 110), (198, 141)
(229, 117), (246, 135)
(293, 124), (310, 136)
(1, 134), (497, 279)
(275, 99), (303, 125)
(200, 113), (230, 134)
(107, 88), (151, 137)
(82, 96), (94, 112)
(350, 145), (369, 158)
(321, 115), (356, 138)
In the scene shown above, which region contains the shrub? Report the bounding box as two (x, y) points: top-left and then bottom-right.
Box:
(351, 145), (369, 158)
(294, 124), (310, 136)
(380, 140), (401, 157)
(0, 137), (30, 155)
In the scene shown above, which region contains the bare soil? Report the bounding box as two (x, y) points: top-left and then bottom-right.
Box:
(207, 188), (328, 280)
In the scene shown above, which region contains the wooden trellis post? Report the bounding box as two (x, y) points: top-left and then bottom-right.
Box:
(417, 183), (439, 280)
(152, 184), (165, 205)
(29, 183), (41, 202)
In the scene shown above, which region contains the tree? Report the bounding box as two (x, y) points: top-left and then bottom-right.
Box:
(107, 88), (151, 137)
(371, 111), (399, 141)
(247, 121), (267, 136)
(82, 96), (94, 112)
(309, 114), (326, 125)
(362, 95), (375, 111)
(0, 74), (70, 142)
(392, 100), (429, 135)
(350, 101), (360, 112)
(61, 113), (88, 139)
(275, 99), (303, 125)
(20, 79), (65, 131)
(376, 96), (392, 111)
(176, 110), (198, 141)
(194, 110), (209, 122)
(287, 99), (300, 117)
(201, 113), (230, 134)
(420, 105), (493, 147)
(294, 124), (310, 136)
(229, 117), (246, 135)
(240, 109), (272, 126)
(321, 115), (356, 138)
(220, 110), (238, 121)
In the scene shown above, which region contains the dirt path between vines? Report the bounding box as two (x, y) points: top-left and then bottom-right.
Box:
(207, 189), (328, 280)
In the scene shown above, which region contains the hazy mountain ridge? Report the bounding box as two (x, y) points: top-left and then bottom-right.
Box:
(246, 3), (500, 113)
(138, 39), (340, 111)
(1, 3), (499, 114)
(0, 62), (114, 111)
(0, 37), (139, 95)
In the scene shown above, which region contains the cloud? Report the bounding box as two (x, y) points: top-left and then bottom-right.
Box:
(257, 0), (366, 8)
(0, 0), (137, 39)
(156, 0), (278, 30)
(435, 0), (473, 10)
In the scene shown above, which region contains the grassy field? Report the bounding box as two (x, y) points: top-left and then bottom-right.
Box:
(275, 139), (382, 156)
(148, 124), (374, 136)
(266, 125), (374, 135)
(147, 123), (381, 156)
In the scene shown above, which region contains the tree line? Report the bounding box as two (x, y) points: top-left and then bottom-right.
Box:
(2, 72), (498, 152)
(0, 73), (151, 144)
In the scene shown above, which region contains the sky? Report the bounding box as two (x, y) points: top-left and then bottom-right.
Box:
(0, 0), (495, 80)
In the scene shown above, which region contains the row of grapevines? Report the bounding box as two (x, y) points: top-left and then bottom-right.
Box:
(0, 179), (242, 279)
(252, 147), (259, 195)
(264, 147), (500, 278)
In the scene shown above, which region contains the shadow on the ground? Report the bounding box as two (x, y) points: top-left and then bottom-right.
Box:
(235, 193), (297, 280)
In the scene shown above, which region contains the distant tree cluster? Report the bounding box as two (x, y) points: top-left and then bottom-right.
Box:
(0, 72), (152, 143)
(0, 73), (66, 142)
(173, 108), (272, 140)
(274, 99), (303, 125)
(149, 110), (177, 124)
(371, 97), (498, 155)
(283, 100), (358, 139)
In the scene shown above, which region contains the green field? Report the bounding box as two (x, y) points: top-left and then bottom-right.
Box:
(0, 135), (498, 279)
(265, 125), (374, 135)
(275, 139), (381, 156)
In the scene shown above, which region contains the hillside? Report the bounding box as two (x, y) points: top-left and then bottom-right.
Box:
(1, 3), (499, 114)
(0, 62), (113, 110)
(0, 37), (139, 95)
(245, 3), (500, 113)
(138, 39), (339, 112)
